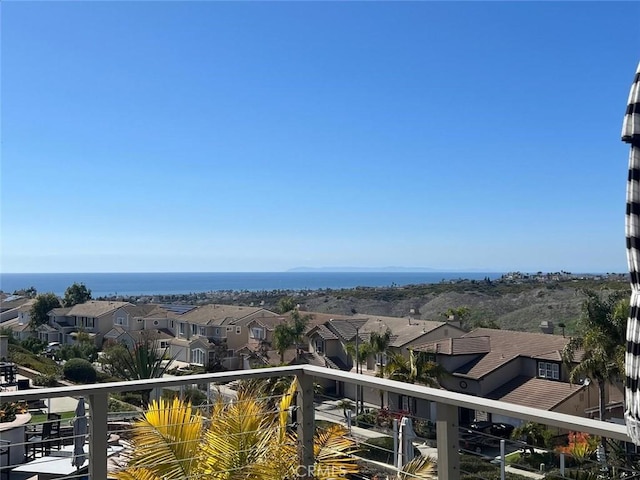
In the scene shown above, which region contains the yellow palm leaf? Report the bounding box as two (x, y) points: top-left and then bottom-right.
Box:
(113, 397), (202, 480)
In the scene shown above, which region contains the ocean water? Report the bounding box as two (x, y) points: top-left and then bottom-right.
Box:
(0, 272), (502, 298)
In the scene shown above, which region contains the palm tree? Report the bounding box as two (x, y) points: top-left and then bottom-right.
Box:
(562, 289), (628, 468)
(562, 290), (627, 422)
(369, 329), (392, 408)
(386, 350), (446, 387)
(273, 310), (310, 363)
(113, 379), (359, 480)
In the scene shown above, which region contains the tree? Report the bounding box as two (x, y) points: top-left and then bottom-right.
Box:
(29, 293), (61, 328)
(277, 296), (296, 314)
(100, 333), (175, 404)
(386, 350), (447, 387)
(273, 311), (310, 363)
(562, 289), (627, 468)
(13, 286), (37, 298)
(59, 331), (98, 362)
(511, 422), (551, 454)
(63, 282), (92, 307)
(369, 329), (392, 408)
(112, 380), (359, 480)
(562, 289), (627, 423)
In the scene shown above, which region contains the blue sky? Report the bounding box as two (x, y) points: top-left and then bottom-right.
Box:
(1, 1), (639, 273)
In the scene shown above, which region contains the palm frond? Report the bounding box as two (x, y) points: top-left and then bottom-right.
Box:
(397, 454), (437, 479)
(121, 397), (202, 479)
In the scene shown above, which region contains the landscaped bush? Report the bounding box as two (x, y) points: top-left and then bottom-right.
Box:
(20, 337), (46, 354)
(162, 387), (208, 406)
(112, 392), (144, 407)
(108, 397), (139, 413)
(32, 374), (59, 387)
(8, 345), (60, 375)
(96, 371), (123, 383)
(358, 436), (419, 465)
(461, 453), (524, 480)
(63, 358), (97, 383)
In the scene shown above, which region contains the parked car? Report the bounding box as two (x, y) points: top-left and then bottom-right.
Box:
(469, 421), (515, 438)
(459, 422), (516, 454)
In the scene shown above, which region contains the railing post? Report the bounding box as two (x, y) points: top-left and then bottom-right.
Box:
(88, 392), (108, 480)
(436, 402), (460, 480)
(296, 371), (315, 479)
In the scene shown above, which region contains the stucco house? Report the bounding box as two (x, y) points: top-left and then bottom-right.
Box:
(47, 301), (132, 346)
(304, 312), (466, 402)
(409, 328), (622, 426)
(169, 305), (278, 369)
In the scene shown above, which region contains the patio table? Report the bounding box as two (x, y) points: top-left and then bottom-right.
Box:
(10, 455), (88, 480)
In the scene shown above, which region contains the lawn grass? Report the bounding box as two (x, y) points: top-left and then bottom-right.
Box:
(29, 411), (75, 425)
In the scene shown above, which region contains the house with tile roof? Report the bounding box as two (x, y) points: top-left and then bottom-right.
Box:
(410, 328), (623, 426)
(1, 300), (37, 341)
(46, 301), (132, 346)
(302, 311), (466, 401)
(169, 305), (279, 369)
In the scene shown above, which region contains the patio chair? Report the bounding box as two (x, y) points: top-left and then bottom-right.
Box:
(26, 413), (62, 459)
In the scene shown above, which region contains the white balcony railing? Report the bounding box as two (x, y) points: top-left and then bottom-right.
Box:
(0, 364), (633, 480)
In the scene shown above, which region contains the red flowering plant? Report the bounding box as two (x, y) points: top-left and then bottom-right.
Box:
(556, 431), (599, 466)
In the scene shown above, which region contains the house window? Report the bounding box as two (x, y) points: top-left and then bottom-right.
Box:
(215, 328), (220, 336)
(86, 318), (94, 328)
(226, 349), (234, 357)
(179, 323), (185, 336)
(115, 317), (125, 326)
(160, 341), (169, 349)
(315, 338), (325, 354)
(376, 353), (387, 366)
(191, 324), (198, 335)
(171, 321), (174, 329)
(400, 395), (411, 412)
(235, 326), (241, 334)
(250, 327), (265, 340)
(199, 327), (206, 336)
(191, 348), (206, 366)
(538, 362), (560, 380)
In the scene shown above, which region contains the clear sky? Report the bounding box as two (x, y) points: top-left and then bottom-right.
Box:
(1, 1), (639, 273)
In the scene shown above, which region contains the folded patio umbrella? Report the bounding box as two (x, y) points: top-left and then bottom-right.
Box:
(71, 397), (87, 468)
(624, 61), (640, 445)
(397, 416), (416, 470)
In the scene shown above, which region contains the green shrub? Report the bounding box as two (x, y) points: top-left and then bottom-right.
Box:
(32, 374), (59, 387)
(63, 358), (97, 384)
(20, 337), (46, 354)
(8, 345), (60, 375)
(358, 436), (420, 465)
(112, 392), (143, 407)
(108, 397), (139, 413)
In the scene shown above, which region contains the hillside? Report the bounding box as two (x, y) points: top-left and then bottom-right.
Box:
(105, 276), (630, 334)
(292, 278), (630, 334)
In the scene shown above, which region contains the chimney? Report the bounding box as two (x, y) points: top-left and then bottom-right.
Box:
(539, 321), (555, 335)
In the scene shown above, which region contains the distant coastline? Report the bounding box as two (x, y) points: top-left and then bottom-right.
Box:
(0, 271), (504, 298)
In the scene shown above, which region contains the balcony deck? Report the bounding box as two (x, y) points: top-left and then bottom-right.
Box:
(0, 365), (634, 480)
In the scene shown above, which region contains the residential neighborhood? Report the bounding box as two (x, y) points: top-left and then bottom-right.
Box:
(0, 291), (620, 434)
